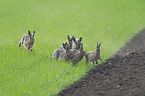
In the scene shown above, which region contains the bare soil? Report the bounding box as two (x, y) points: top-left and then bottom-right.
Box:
(58, 29), (145, 96)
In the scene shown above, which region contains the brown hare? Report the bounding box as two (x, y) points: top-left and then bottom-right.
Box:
(53, 43), (66, 60)
(61, 42), (72, 61)
(70, 43), (86, 64)
(72, 36), (82, 50)
(18, 31), (35, 51)
(85, 42), (105, 65)
(53, 42), (71, 61)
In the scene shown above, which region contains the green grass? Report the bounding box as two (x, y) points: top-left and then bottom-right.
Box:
(1, 0), (145, 95)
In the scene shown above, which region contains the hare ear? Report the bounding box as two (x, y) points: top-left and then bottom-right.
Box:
(28, 31), (31, 37)
(73, 37), (77, 43)
(71, 35), (74, 40)
(67, 35), (70, 41)
(96, 42), (99, 49)
(80, 43), (83, 50)
(97, 42), (98, 47)
(62, 43), (66, 49)
(28, 30), (31, 36)
(32, 31), (35, 37)
(99, 42), (102, 47)
(79, 37), (82, 42)
(72, 35), (74, 39)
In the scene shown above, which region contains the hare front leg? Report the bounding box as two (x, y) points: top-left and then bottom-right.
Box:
(18, 35), (25, 47)
(85, 55), (89, 64)
(100, 59), (105, 63)
(91, 60), (95, 65)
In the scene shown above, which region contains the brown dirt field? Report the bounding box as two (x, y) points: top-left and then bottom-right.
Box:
(58, 29), (145, 96)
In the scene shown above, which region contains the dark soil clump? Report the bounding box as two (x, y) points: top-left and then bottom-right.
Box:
(58, 29), (145, 96)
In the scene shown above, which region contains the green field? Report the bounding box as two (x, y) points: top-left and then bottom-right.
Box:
(1, 0), (145, 95)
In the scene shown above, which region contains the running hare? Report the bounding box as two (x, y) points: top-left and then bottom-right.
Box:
(18, 31), (35, 51)
(85, 42), (105, 65)
(71, 43), (86, 64)
(72, 36), (82, 50)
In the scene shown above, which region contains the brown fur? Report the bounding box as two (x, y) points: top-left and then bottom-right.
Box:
(61, 42), (72, 61)
(72, 36), (82, 50)
(18, 31), (35, 51)
(70, 43), (86, 64)
(85, 42), (105, 65)
(53, 42), (72, 61)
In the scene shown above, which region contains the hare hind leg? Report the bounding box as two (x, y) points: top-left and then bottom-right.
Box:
(100, 59), (105, 63)
(30, 48), (32, 51)
(85, 55), (90, 64)
(53, 49), (60, 59)
(18, 35), (25, 47)
(18, 39), (23, 47)
(18, 42), (21, 47)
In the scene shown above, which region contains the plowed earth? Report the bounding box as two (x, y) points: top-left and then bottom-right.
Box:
(59, 30), (145, 96)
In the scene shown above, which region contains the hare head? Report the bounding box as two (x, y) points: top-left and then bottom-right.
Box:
(70, 42), (86, 64)
(62, 42), (73, 61)
(79, 43), (86, 55)
(72, 36), (82, 50)
(29, 31), (35, 44)
(63, 42), (70, 54)
(96, 42), (102, 54)
(67, 35), (74, 49)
